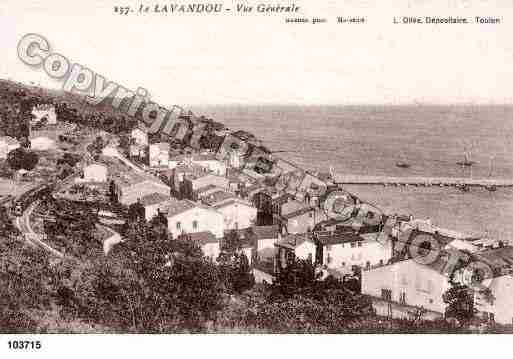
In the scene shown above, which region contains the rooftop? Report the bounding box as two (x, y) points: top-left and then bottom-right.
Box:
(252, 225), (280, 240)
(316, 231), (363, 246)
(275, 233), (313, 250)
(139, 192), (171, 207)
(474, 246), (513, 274)
(186, 231), (219, 245)
(201, 190), (236, 206)
(161, 199), (197, 217)
(212, 198), (254, 210)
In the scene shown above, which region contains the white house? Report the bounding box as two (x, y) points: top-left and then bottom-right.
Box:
(316, 230), (392, 272)
(275, 233), (317, 266)
(186, 231), (221, 261)
(149, 142), (169, 167)
(32, 104), (57, 125)
(212, 198), (257, 230)
(114, 172), (171, 206)
(139, 192), (172, 221)
(0, 136), (20, 159)
(163, 199), (224, 238)
(459, 246), (513, 325)
(361, 256), (453, 319)
(82, 163), (108, 182)
(181, 173), (230, 200)
(169, 153), (227, 176)
(131, 126), (148, 147)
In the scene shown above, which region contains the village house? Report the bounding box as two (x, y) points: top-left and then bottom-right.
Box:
(114, 172), (171, 206)
(162, 198), (224, 238)
(0, 136), (20, 159)
(212, 197), (257, 231)
(275, 233), (317, 271)
(81, 163), (108, 183)
(169, 153), (227, 176)
(199, 189), (257, 230)
(162, 164), (208, 197)
(185, 231), (221, 261)
(149, 142), (170, 167)
(31, 104), (57, 125)
(454, 246), (513, 325)
(195, 184), (225, 201)
(138, 192), (172, 221)
(180, 173), (229, 200)
(361, 250), (461, 320)
(276, 199), (327, 235)
(315, 227), (392, 273)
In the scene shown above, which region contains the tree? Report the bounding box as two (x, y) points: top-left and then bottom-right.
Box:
(7, 147), (39, 171)
(127, 200), (145, 223)
(443, 284), (475, 323)
(272, 258), (319, 299)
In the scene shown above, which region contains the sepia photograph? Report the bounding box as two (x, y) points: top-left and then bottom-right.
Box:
(1, 0), (513, 356)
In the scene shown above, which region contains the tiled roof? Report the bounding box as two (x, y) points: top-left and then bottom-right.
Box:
(253, 225), (280, 240)
(139, 192), (171, 207)
(212, 198), (254, 210)
(162, 199), (197, 217)
(202, 190), (235, 206)
(195, 184), (219, 195)
(474, 246), (513, 273)
(315, 231), (363, 246)
(186, 231), (219, 245)
(282, 205), (315, 220)
(275, 233), (313, 249)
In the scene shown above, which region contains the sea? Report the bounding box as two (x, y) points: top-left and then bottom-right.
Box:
(192, 105), (513, 242)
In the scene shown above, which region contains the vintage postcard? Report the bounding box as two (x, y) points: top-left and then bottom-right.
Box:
(0, 0), (512, 356)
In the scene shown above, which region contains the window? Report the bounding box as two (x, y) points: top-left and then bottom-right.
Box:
(357, 241), (362, 247)
(327, 254), (332, 264)
(192, 220), (198, 230)
(309, 212), (313, 218)
(379, 259), (384, 266)
(381, 289), (392, 301)
(366, 261), (370, 269)
(350, 242), (356, 248)
(399, 292), (406, 304)
(176, 221), (181, 230)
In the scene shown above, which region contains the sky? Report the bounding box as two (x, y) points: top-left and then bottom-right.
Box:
(1, 0), (513, 105)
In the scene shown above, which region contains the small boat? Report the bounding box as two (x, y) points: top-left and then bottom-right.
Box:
(396, 161), (410, 169)
(456, 146), (475, 167)
(486, 156), (497, 192)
